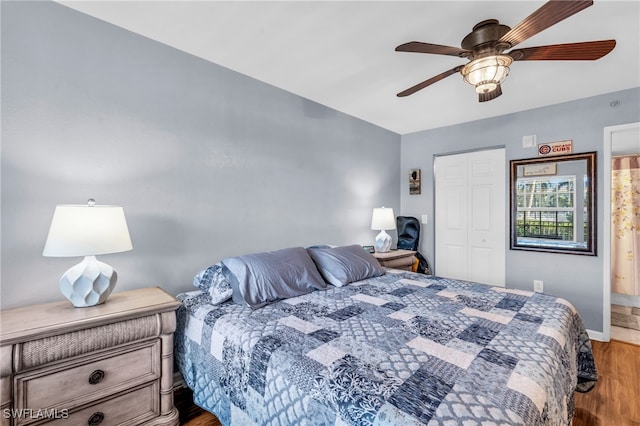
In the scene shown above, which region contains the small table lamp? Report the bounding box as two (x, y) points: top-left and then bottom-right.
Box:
(371, 207), (396, 253)
(43, 199), (133, 307)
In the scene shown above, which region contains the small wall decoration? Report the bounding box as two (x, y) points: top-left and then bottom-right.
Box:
(409, 169), (421, 195)
(537, 140), (573, 157)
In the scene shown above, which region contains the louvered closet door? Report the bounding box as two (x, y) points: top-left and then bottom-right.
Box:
(435, 149), (505, 287)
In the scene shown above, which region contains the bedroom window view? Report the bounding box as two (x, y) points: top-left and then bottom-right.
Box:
(515, 175), (586, 247)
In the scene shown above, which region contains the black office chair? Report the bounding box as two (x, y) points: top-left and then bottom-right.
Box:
(396, 216), (420, 251)
(396, 216), (431, 274)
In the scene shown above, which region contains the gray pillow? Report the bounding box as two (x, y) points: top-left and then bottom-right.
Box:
(221, 247), (327, 309)
(192, 263), (233, 305)
(307, 244), (386, 287)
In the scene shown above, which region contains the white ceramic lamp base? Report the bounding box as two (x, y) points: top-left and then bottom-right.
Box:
(374, 230), (392, 253)
(59, 255), (118, 307)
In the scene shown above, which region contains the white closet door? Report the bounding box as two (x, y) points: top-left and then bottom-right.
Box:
(435, 149), (505, 286)
(435, 153), (469, 281)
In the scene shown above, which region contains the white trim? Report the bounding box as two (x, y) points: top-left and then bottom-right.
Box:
(515, 175), (578, 243)
(432, 144), (506, 158)
(603, 122), (640, 343)
(603, 127), (612, 342)
(611, 292), (640, 308)
(172, 371), (187, 390)
(587, 329), (605, 342)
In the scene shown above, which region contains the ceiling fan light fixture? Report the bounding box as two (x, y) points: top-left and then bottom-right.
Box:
(461, 55), (513, 94)
(395, 2), (614, 100)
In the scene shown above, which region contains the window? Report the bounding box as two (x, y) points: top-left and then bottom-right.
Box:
(515, 176), (577, 242)
(510, 152), (596, 256)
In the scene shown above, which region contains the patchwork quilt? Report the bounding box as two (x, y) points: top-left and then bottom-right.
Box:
(175, 271), (596, 426)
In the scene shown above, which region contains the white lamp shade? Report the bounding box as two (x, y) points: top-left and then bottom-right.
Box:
(371, 207), (396, 231)
(43, 205), (133, 257)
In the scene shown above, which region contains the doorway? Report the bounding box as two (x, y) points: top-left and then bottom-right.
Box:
(434, 148), (506, 287)
(604, 122), (640, 344)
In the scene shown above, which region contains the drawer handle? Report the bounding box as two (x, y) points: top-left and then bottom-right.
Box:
(88, 411), (104, 426)
(88, 369), (105, 385)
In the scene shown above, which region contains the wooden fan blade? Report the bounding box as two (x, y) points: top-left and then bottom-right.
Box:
(509, 40), (616, 61)
(397, 66), (463, 97)
(395, 41), (470, 58)
(499, 0), (593, 48)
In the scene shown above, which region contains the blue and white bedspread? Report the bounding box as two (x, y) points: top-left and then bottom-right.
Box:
(175, 271), (596, 426)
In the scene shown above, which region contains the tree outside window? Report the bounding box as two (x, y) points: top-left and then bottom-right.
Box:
(515, 176), (577, 242)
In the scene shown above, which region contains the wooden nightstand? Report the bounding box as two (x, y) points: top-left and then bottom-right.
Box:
(0, 287), (181, 426)
(373, 249), (417, 271)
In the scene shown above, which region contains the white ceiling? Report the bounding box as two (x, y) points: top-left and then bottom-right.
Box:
(57, 1), (640, 135)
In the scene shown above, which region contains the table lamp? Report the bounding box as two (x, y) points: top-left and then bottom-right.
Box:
(43, 199), (133, 307)
(371, 207), (395, 253)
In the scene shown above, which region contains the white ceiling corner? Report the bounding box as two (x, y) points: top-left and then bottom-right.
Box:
(56, 0), (640, 134)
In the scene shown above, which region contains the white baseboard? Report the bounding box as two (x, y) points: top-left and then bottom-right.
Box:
(587, 329), (607, 342)
(173, 371), (187, 390)
(611, 292), (640, 308)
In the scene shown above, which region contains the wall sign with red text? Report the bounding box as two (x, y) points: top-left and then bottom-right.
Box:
(537, 140), (573, 157)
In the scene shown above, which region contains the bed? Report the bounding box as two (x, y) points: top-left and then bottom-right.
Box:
(174, 245), (597, 426)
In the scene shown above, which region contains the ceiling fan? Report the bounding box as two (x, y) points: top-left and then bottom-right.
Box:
(395, 0), (616, 102)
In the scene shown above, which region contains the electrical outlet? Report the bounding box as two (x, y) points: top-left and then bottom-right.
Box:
(533, 280), (544, 293)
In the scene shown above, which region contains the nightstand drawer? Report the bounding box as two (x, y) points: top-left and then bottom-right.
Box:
(373, 250), (416, 271)
(380, 256), (415, 270)
(47, 382), (159, 426)
(15, 340), (160, 413)
(1, 287), (180, 426)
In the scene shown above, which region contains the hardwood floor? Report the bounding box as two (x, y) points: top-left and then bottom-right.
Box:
(175, 387), (221, 426)
(177, 340), (640, 425)
(574, 340), (640, 426)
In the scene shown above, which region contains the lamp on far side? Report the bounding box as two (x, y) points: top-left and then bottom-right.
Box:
(371, 207), (396, 253)
(43, 199), (133, 307)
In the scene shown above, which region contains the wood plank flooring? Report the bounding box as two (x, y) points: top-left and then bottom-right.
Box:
(574, 340), (640, 426)
(175, 387), (221, 426)
(177, 339), (640, 425)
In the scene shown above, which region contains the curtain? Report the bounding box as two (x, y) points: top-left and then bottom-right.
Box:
(612, 155), (640, 295)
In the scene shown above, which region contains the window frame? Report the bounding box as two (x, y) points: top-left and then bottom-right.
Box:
(509, 151), (597, 256)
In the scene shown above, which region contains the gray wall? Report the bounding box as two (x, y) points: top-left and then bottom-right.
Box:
(1, 1), (400, 309)
(2, 1), (638, 334)
(401, 87), (640, 332)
